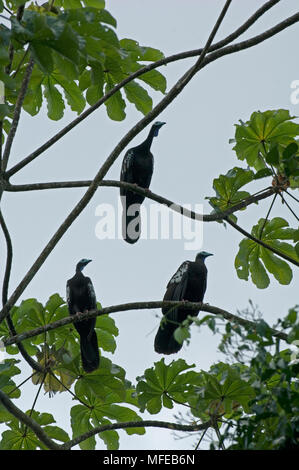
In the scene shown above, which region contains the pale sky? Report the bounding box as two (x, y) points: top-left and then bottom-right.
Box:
(1, 0), (299, 450)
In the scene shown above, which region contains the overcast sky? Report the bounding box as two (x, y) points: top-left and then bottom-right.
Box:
(1, 0), (299, 450)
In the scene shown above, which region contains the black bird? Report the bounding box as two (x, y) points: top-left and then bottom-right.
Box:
(154, 251), (213, 355)
(66, 259), (100, 373)
(120, 121), (166, 244)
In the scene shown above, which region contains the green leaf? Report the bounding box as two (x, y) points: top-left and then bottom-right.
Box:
(136, 359), (196, 414)
(83, 0), (105, 8)
(124, 80), (152, 115)
(207, 167), (254, 219)
(139, 46), (164, 62)
(104, 75), (126, 121)
(53, 74), (85, 114)
(254, 168), (273, 180)
(43, 78), (65, 120)
(235, 217), (298, 289)
(265, 145), (279, 165)
(233, 109), (299, 170)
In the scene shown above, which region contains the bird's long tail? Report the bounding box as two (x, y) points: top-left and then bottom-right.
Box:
(122, 203), (141, 244)
(79, 329), (100, 373)
(154, 321), (182, 355)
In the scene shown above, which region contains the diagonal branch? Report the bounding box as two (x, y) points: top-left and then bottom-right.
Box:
(1, 58), (34, 173)
(5, 0), (282, 178)
(2, 300), (288, 347)
(0, 1), (232, 324)
(0, 389), (61, 450)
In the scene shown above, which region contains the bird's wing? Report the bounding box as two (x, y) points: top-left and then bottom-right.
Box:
(86, 277), (97, 310)
(120, 149), (135, 183)
(166, 261), (190, 291)
(66, 281), (72, 310)
(163, 261), (190, 321)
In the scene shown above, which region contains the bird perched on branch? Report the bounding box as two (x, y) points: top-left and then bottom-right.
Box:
(66, 259), (99, 373)
(154, 251), (213, 355)
(120, 121), (166, 244)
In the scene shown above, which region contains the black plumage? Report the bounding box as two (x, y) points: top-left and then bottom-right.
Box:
(120, 121), (165, 244)
(66, 259), (100, 373)
(154, 251), (213, 355)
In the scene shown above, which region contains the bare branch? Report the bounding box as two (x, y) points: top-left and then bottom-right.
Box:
(61, 419), (212, 451)
(4, 178), (275, 221)
(5, 0), (282, 178)
(1, 58), (34, 173)
(0, 1), (231, 324)
(2, 300), (288, 347)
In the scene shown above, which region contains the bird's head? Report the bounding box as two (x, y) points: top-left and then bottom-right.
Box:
(196, 251), (213, 262)
(152, 121), (166, 137)
(76, 258), (92, 272)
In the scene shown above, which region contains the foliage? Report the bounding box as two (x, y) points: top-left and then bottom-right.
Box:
(208, 109), (299, 289)
(0, 0), (166, 130)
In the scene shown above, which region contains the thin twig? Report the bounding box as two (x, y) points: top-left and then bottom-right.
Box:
(8, 372), (38, 397)
(279, 193), (299, 223)
(47, 371), (92, 409)
(23, 373), (46, 438)
(259, 193), (278, 239)
(285, 189), (299, 204)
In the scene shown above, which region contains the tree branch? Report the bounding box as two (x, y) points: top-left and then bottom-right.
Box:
(6, 179), (296, 267)
(1, 59), (34, 173)
(4, 178), (275, 221)
(60, 418), (212, 451)
(2, 300), (288, 347)
(0, 389), (61, 450)
(0, 387), (212, 450)
(0, 1), (231, 324)
(5, 0), (282, 178)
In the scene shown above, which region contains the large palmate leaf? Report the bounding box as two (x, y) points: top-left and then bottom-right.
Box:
(71, 357), (144, 450)
(136, 358), (199, 414)
(232, 109), (299, 171)
(0, 410), (69, 450)
(235, 217), (299, 289)
(187, 362), (255, 419)
(207, 167), (254, 222)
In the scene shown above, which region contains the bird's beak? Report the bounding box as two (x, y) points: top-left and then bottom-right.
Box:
(206, 253), (213, 257)
(86, 259), (92, 264)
